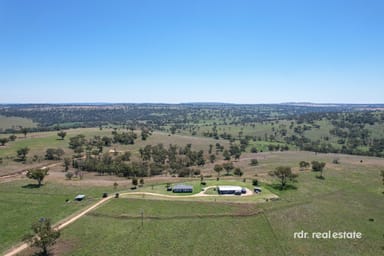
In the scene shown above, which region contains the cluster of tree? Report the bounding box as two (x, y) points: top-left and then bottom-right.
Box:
(2, 104), (384, 158)
(0, 103), (358, 132)
(0, 134), (17, 146)
(140, 143), (205, 176)
(68, 141), (214, 178)
(112, 130), (137, 145)
(213, 162), (243, 177)
(140, 127), (152, 140)
(73, 155), (147, 177)
(45, 148), (64, 160)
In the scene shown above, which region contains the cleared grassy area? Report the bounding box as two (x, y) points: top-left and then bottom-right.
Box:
(266, 190), (384, 256)
(0, 116), (37, 130)
(91, 198), (257, 218)
(0, 179), (117, 254)
(58, 199), (282, 256)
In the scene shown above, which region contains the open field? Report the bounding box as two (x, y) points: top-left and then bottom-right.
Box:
(1, 150), (382, 255)
(1, 123), (383, 255)
(45, 199), (281, 256)
(50, 163), (384, 256)
(0, 179), (120, 254)
(0, 116), (36, 131)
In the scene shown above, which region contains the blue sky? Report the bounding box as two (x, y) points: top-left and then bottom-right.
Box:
(0, 0), (383, 104)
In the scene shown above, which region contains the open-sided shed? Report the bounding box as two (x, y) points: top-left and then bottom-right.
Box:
(172, 184), (193, 193)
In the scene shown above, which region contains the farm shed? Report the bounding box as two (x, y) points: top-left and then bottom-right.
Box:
(172, 184), (193, 193)
(217, 186), (244, 195)
(74, 194), (85, 201)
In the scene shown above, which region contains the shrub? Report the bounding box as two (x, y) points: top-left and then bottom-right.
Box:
(250, 159), (259, 166)
(65, 172), (74, 180)
(250, 147), (258, 153)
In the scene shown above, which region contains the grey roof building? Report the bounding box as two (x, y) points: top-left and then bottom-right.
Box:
(172, 184), (193, 193)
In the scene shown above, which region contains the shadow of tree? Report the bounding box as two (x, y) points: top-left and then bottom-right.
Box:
(22, 184), (42, 189)
(267, 183), (298, 191)
(32, 251), (54, 256)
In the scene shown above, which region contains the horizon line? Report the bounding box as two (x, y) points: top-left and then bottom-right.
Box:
(1, 102), (384, 106)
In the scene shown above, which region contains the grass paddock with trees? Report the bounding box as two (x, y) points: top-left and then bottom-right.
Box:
(3, 150), (382, 256)
(1, 104), (384, 255)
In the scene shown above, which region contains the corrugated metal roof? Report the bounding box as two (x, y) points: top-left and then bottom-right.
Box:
(75, 194), (85, 199)
(218, 186), (242, 191)
(173, 184), (193, 189)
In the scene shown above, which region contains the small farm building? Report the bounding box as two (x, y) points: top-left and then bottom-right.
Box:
(217, 186), (244, 195)
(74, 194), (85, 201)
(172, 184), (193, 193)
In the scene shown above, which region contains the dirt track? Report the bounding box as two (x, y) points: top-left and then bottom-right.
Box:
(3, 188), (256, 256)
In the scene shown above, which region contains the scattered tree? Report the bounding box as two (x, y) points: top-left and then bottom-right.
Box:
(26, 168), (49, 186)
(234, 167), (243, 176)
(113, 182), (119, 190)
(141, 127), (151, 140)
(299, 161), (310, 169)
(209, 154), (216, 163)
(250, 159), (259, 166)
(311, 161), (326, 178)
(0, 137), (9, 146)
(21, 127), (29, 138)
(200, 175), (206, 185)
(23, 218), (60, 256)
(102, 136), (112, 146)
(17, 146), (30, 162)
(223, 150), (231, 160)
(250, 147), (258, 153)
(139, 177), (144, 186)
(214, 164), (223, 177)
(9, 134), (17, 141)
(132, 177), (138, 188)
(170, 126), (177, 134)
(65, 171), (74, 180)
(223, 162), (234, 175)
(271, 166), (298, 190)
(57, 131), (67, 140)
(208, 144), (213, 154)
(63, 157), (71, 171)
